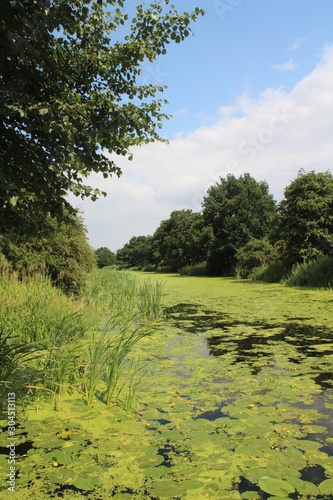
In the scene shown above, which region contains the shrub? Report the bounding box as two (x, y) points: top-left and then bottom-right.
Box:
(286, 257), (333, 287)
(1, 212), (96, 294)
(179, 264), (207, 276)
(250, 261), (287, 283)
(235, 238), (276, 278)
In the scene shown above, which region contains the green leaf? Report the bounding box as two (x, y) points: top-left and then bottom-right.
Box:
(319, 478), (333, 495)
(258, 477), (295, 497)
(73, 478), (97, 491)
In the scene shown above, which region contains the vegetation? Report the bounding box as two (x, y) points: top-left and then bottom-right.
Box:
(0, 211), (96, 294)
(117, 170), (333, 288)
(235, 238), (278, 278)
(1, 0), (204, 231)
(1, 272), (332, 497)
(285, 256), (333, 287)
(117, 235), (154, 269)
(0, 266), (163, 410)
(95, 246), (116, 268)
(1, 0), (204, 294)
(277, 169), (333, 265)
(152, 209), (212, 272)
(1, 0), (332, 495)
(202, 173), (277, 275)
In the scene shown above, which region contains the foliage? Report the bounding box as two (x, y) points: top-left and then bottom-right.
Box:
(250, 261), (288, 283)
(0, 0), (204, 229)
(285, 256), (333, 287)
(116, 235), (153, 269)
(179, 264), (208, 276)
(202, 173), (277, 275)
(0, 270), (89, 402)
(84, 267), (164, 322)
(95, 246), (116, 268)
(277, 170), (333, 265)
(1, 211), (96, 294)
(0, 327), (34, 400)
(235, 238), (277, 278)
(0, 267), (164, 408)
(1, 272), (333, 496)
(152, 209), (213, 272)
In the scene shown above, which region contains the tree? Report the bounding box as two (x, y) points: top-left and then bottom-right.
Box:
(95, 247), (116, 268)
(116, 235), (153, 268)
(202, 173), (277, 275)
(277, 170), (333, 265)
(152, 209), (211, 271)
(235, 238), (277, 278)
(0, 0), (204, 231)
(0, 210), (96, 294)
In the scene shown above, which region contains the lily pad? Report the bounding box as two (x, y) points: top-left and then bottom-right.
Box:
(47, 468), (76, 484)
(180, 478), (204, 489)
(143, 465), (168, 478)
(138, 454), (164, 468)
(319, 477), (333, 495)
(258, 477), (295, 497)
(73, 477), (97, 490)
(149, 480), (184, 497)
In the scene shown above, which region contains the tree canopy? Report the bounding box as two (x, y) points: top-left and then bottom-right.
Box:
(277, 170), (333, 264)
(152, 209), (212, 271)
(116, 235), (153, 268)
(0, 0), (204, 231)
(202, 173), (277, 275)
(95, 246), (116, 268)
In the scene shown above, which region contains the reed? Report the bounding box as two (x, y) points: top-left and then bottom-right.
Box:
(1, 267), (164, 411)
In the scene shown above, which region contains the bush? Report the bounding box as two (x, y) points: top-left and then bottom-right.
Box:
(1, 212), (96, 294)
(235, 238), (276, 278)
(250, 261), (287, 283)
(179, 264), (207, 276)
(286, 257), (333, 287)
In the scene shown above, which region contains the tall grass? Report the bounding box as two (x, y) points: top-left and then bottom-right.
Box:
(286, 257), (333, 287)
(250, 257), (333, 288)
(1, 266), (164, 411)
(0, 269), (90, 404)
(83, 268), (164, 322)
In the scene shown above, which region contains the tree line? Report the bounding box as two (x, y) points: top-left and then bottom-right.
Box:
(112, 170), (333, 283)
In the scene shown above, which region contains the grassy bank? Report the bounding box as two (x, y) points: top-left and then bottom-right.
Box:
(0, 267), (163, 412)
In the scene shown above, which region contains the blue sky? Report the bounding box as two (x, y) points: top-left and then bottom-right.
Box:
(71, 0), (333, 252)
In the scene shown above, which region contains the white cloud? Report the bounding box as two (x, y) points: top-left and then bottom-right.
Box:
(272, 58), (296, 71)
(75, 45), (333, 252)
(288, 37), (307, 52)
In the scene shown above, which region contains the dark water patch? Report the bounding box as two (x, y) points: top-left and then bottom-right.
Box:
(195, 408), (229, 421)
(300, 464), (327, 485)
(164, 303), (202, 317)
(314, 371), (333, 389)
(290, 394), (333, 455)
(0, 440), (34, 456)
(237, 476), (300, 500)
(157, 418), (172, 426)
(157, 442), (175, 467)
(52, 484), (94, 497)
(157, 440), (192, 467)
(205, 322), (333, 382)
(238, 476), (262, 497)
(194, 399), (234, 421)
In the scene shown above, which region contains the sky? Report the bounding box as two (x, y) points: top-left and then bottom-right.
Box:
(71, 0), (333, 252)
